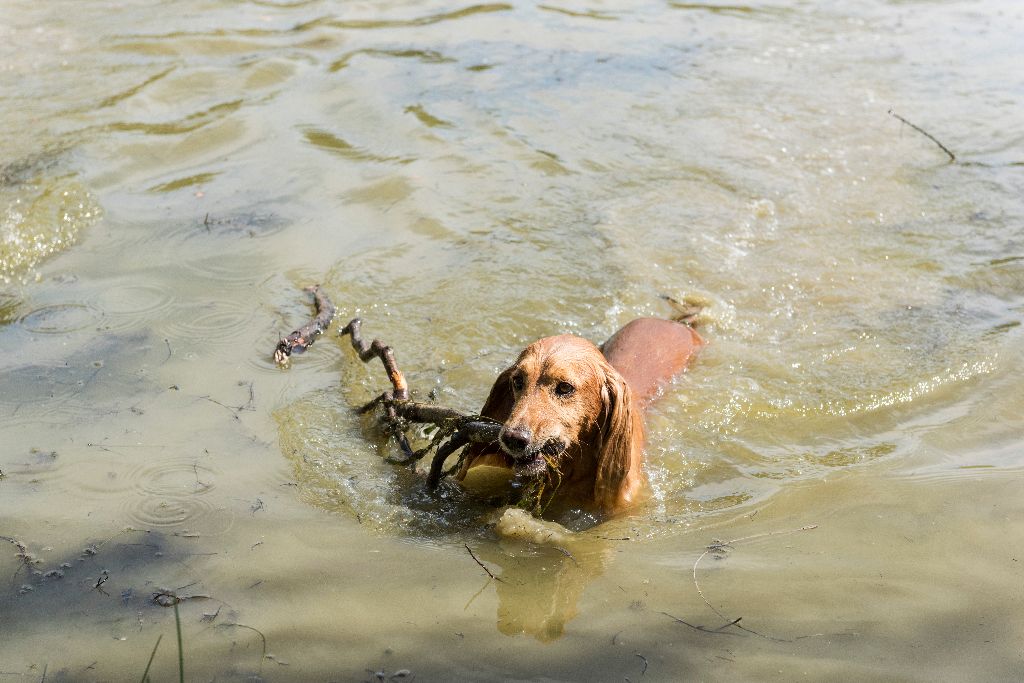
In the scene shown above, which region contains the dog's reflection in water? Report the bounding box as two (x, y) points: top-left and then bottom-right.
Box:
(470, 506), (613, 642)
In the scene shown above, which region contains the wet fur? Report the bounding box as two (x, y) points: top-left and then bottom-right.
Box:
(457, 318), (701, 512)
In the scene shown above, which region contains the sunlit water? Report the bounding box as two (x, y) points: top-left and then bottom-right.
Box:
(1, 0), (1023, 680)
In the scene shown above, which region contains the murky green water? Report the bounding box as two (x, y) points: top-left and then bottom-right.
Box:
(2, 0), (1023, 680)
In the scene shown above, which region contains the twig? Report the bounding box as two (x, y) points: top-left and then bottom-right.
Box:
(463, 578), (491, 611)
(218, 623), (267, 675)
(426, 432), (470, 488)
(2, 535), (38, 580)
(240, 381), (255, 411)
(552, 546), (579, 567)
(273, 285), (337, 365)
(198, 395), (242, 421)
(715, 616), (743, 631)
(340, 318), (408, 401)
(691, 524), (818, 642)
(888, 109), (956, 163)
(659, 611), (744, 637)
(198, 382), (255, 420)
(339, 317), (501, 487)
(274, 292), (526, 497)
(659, 294), (704, 325)
(93, 571), (110, 595)
(464, 544), (505, 583)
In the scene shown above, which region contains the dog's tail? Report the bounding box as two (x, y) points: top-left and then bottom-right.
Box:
(660, 294), (706, 327)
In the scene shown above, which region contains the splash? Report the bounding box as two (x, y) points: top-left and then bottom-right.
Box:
(0, 182), (102, 285)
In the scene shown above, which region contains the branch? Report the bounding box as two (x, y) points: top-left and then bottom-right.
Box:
(465, 544), (505, 583)
(691, 524), (818, 642)
(888, 109), (956, 163)
(338, 318), (502, 488)
(273, 285), (337, 365)
(340, 318), (408, 400)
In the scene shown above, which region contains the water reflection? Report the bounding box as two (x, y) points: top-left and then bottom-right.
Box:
(484, 522), (611, 642)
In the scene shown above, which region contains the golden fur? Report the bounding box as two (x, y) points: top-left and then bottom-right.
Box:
(457, 318), (702, 512)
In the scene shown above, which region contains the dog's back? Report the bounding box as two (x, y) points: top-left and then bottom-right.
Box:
(600, 317), (703, 408)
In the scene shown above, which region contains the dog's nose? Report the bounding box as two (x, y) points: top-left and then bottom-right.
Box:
(499, 426), (532, 456)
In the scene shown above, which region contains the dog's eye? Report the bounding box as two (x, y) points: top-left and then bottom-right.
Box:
(511, 374), (525, 392)
(554, 381), (575, 397)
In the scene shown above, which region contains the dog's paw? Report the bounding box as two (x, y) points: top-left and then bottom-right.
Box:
(493, 507), (572, 546)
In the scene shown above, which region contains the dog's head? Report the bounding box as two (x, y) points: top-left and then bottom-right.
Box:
(472, 334), (644, 510)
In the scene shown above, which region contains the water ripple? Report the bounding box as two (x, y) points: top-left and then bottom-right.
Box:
(19, 303), (103, 334)
(87, 282), (176, 333)
(161, 299), (258, 349)
(295, 4), (513, 31)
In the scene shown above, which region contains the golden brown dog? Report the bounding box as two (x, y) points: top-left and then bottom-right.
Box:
(457, 317), (703, 512)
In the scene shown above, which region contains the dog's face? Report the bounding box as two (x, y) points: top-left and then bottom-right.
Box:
(459, 332), (644, 511)
(497, 335), (610, 475)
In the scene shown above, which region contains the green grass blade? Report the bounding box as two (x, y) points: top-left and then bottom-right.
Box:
(139, 633), (163, 683)
(174, 601), (184, 683)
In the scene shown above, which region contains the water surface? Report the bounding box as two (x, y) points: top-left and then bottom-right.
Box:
(1, 0), (1023, 680)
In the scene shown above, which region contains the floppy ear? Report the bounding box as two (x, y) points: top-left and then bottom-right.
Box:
(457, 365), (516, 478)
(477, 365), (517, 423)
(593, 364), (645, 511)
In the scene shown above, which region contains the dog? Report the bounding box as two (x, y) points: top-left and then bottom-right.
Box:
(456, 317), (703, 513)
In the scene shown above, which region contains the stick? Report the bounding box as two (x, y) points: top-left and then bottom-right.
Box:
(659, 294), (704, 326)
(276, 296), (503, 492)
(274, 291), (506, 489)
(659, 611), (744, 638)
(427, 432), (470, 489)
(278, 294), (489, 481)
(339, 318), (408, 400)
(464, 544), (504, 583)
(888, 109), (956, 163)
(273, 285), (337, 365)
(339, 317), (502, 488)
(217, 623), (267, 675)
(691, 524), (818, 642)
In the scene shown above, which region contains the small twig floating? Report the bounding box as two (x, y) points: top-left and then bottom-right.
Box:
(464, 543), (505, 583)
(273, 285), (337, 366)
(690, 524), (818, 642)
(1, 535), (32, 566)
(660, 294), (705, 325)
(888, 109), (956, 163)
(659, 611), (745, 638)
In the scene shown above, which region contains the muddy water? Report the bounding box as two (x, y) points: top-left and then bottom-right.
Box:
(2, 0), (1023, 680)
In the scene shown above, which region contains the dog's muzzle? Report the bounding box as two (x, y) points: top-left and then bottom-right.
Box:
(498, 426), (566, 475)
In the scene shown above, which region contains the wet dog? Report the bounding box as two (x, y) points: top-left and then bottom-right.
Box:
(457, 317), (702, 512)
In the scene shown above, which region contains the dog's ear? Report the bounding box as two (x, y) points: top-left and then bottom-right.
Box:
(593, 364), (644, 511)
(457, 365), (516, 478)
(477, 365), (517, 423)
